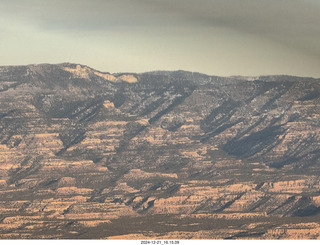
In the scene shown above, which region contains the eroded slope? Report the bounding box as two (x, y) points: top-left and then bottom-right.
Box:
(0, 64), (319, 239)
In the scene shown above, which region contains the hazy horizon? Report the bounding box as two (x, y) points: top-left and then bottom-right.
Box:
(1, 0), (320, 78)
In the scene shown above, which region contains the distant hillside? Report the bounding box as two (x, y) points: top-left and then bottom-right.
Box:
(0, 63), (320, 239)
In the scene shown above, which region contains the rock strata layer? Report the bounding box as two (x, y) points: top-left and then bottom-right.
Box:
(0, 63), (319, 239)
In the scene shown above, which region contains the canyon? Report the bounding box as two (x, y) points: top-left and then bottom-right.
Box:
(0, 63), (319, 239)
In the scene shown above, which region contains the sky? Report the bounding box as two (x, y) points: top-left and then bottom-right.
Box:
(1, 0), (320, 77)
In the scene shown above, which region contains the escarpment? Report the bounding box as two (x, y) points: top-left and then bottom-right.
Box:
(0, 64), (319, 239)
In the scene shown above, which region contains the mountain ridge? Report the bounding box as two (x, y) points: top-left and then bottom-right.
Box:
(0, 63), (320, 239)
(2, 62), (319, 81)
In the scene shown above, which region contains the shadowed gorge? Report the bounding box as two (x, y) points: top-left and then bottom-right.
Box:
(0, 63), (320, 239)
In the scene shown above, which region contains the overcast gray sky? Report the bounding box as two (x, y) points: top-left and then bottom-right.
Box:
(1, 0), (320, 77)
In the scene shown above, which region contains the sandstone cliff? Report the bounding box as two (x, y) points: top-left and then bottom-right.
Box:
(0, 63), (319, 239)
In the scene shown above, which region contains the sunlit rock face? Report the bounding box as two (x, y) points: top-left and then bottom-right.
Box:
(0, 63), (319, 239)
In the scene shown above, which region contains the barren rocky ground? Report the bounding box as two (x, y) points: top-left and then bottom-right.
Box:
(0, 63), (320, 239)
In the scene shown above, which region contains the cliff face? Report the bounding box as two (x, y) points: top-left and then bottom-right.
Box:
(0, 63), (320, 239)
